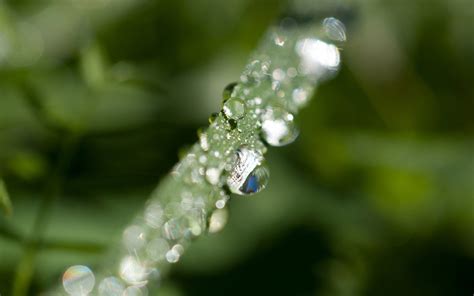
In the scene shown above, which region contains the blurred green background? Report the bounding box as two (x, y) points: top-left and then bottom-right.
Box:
(0, 0), (473, 295)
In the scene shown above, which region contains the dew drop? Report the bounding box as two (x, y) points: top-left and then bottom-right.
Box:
(261, 107), (299, 146)
(165, 248), (180, 263)
(222, 82), (238, 102)
(123, 225), (147, 251)
(199, 131), (210, 151)
(146, 238), (170, 262)
(296, 38), (340, 76)
(292, 87), (310, 107)
(62, 265), (95, 296)
(223, 98), (246, 120)
(227, 148), (270, 195)
(205, 167), (221, 185)
(98, 277), (125, 296)
(123, 286), (146, 296)
(163, 217), (190, 240)
(119, 256), (148, 285)
(323, 17), (346, 42)
(209, 208), (229, 233)
(144, 202), (164, 229)
(208, 112), (219, 124)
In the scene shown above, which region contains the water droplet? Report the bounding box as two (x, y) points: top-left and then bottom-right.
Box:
(163, 217), (190, 240)
(272, 68), (286, 81)
(222, 82), (238, 102)
(273, 33), (286, 46)
(144, 202), (164, 229)
(323, 17), (346, 42)
(227, 148), (270, 195)
(123, 225), (147, 251)
(98, 277), (125, 296)
(146, 238), (169, 261)
(223, 98), (246, 120)
(199, 131), (210, 151)
(209, 113), (219, 124)
(123, 286), (146, 296)
(292, 88), (310, 107)
(287, 67), (298, 78)
(165, 248), (180, 263)
(261, 107), (299, 146)
(205, 167), (221, 185)
(62, 265), (95, 296)
(209, 208), (229, 233)
(296, 38), (340, 76)
(119, 256), (148, 285)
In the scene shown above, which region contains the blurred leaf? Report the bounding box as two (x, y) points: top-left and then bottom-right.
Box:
(0, 178), (12, 216)
(80, 41), (107, 89)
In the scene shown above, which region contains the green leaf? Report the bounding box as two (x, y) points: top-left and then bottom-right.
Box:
(0, 178), (13, 216)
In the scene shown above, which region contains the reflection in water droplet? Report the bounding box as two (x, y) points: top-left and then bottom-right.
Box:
(222, 82), (238, 102)
(227, 148), (269, 195)
(261, 107), (299, 146)
(119, 256), (148, 285)
(209, 208), (229, 233)
(223, 98), (246, 120)
(62, 265), (95, 295)
(98, 277), (125, 296)
(296, 38), (340, 76)
(323, 17), (346, 42)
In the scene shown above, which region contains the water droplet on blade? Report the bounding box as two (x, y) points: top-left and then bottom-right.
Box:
(222, 82), (238, 102)
(227, 148), (269, 195)
(209, 208), (229, 233)
(323, 17), (346, 42)
(261, 107), (299, 146)
(62, 265), (95, 296)
(98, 277), (125, 296)
(223, 98), (246, 120)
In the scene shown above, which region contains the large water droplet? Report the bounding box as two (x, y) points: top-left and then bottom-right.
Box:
(119, 256), (148, 285)
(227, 148), (269, 195)
(62, 265), (95, 296)
(261, 107), (299, 146)
(123, 225), (147, 251)
(98, 277), (125, 296)
(222, 82), (238, 102)
(296, 38), (340, 76)
(323, 17), (346, 42)
(223, 98), (246, 120)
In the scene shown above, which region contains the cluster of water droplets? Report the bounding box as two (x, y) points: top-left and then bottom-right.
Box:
(61, 16), (345, 296)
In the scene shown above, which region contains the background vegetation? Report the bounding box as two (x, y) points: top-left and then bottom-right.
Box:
(0, 0), (473, 295)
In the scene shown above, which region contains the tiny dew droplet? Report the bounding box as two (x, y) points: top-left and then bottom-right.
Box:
(223, 98), (246, 120)
(62, 265), (95, 296)
(227, 148), (269, 195)
(208, 112), (219, 124)
(261, 107), (299, 146)
(222, 82), (238, 102)
(323, 17), (346, 42)
(98, 277), (125, 296)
